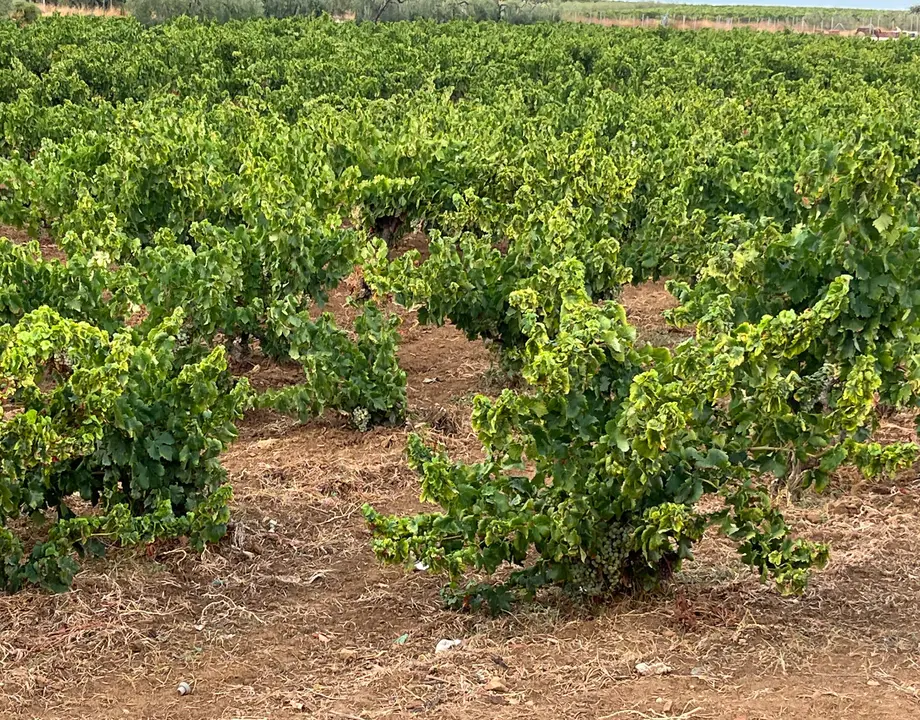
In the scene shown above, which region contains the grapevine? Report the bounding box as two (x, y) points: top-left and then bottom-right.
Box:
(1, 18), (919, 603)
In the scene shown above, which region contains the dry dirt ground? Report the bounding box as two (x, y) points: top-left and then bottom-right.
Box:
(568, 16), (860, 35)
(38, 5), (126, 16)
(1, 249), (920, 719)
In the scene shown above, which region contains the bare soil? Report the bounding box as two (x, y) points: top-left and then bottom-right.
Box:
(1, 224), (67, 262)
(568, 15), (861, 35)
(2, 270), (920, 720)
(38, 5), (126, 16)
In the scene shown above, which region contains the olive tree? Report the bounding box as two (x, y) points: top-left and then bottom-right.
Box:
(127, 0), (263, 23)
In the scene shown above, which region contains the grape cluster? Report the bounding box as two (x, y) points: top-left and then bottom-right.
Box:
(565, 521), (633, 598)
(351, 407), (371, 432)
(567, 559), (606, 598)
(795, 363), (836, 410)
(596, 521), (632, 578)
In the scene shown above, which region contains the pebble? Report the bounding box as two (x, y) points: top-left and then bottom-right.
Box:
(635, 661), (672, 677)
(435, 638), (462, 653)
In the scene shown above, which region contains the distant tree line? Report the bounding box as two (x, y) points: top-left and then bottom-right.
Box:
(3, 0), (40, 22)
(16, 0), (920, 27)
(123, 0), (557, 23)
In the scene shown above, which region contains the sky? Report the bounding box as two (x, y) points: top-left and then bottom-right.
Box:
(658, 0), (913, 9)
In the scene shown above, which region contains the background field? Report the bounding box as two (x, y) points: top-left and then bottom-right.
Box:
(29, 0), (920, 32)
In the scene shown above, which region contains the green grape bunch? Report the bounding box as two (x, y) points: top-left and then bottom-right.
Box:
(566, 521), (635, 598)
(352, 406), (371, 432)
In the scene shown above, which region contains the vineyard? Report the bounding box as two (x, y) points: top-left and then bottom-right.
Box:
(2, 15), (920, 719)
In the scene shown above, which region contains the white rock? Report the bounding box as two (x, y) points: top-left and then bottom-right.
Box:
(435, 639), (462, 653)
(635, 661), (672, 677)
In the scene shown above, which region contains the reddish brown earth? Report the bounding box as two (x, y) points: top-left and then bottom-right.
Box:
(1, 230), (919, 719)
(566, 15), (861, 35)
